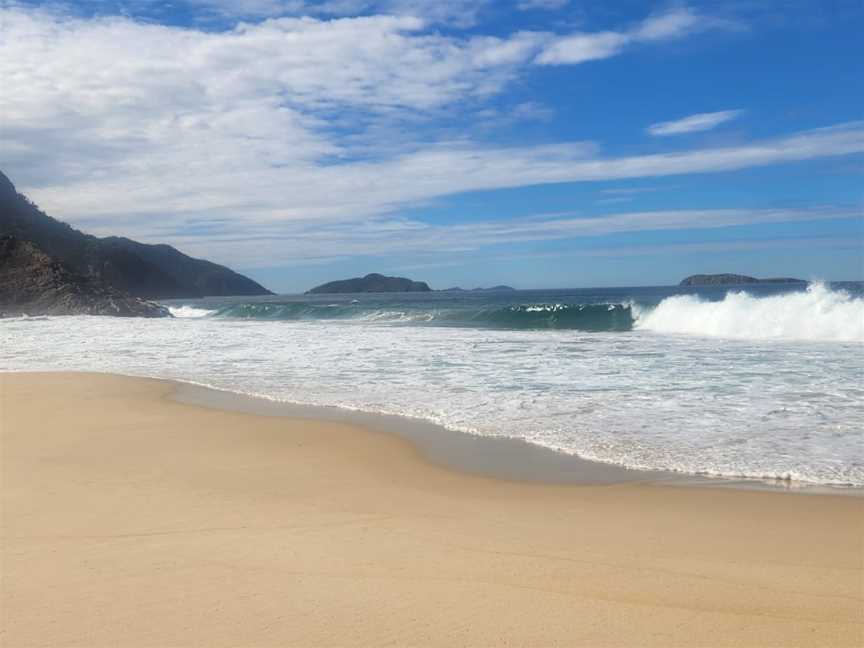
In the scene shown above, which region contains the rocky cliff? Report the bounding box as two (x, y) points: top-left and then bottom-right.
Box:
(0, 236), (169, 317)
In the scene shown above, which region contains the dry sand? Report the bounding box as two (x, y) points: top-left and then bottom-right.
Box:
(1, 372), (862, 647)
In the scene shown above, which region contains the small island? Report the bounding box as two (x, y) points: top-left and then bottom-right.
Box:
(680, 273), (806, 287)
(441, 285), (516, 292)
(306, 273), (432, 294)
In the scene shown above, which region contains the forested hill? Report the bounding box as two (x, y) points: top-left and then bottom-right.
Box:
(0, 171), (272, 299)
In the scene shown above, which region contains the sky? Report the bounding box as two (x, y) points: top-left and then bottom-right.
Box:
(1, 0), (862, 292)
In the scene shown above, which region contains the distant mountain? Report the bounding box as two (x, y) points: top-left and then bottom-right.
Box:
(0, 170), (272, 299)
(307, 273), (432, 294)
(680, 273), (806, 286)
(0, 236), (168, 317)
(441, 285), (516, 292)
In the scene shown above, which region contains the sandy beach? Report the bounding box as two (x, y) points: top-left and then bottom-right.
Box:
(1, 372), (862, 647)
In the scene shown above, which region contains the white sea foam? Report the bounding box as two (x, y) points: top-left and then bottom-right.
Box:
(168, 305), (217, 318)
(356, 310), (435, 323)
(523, 304), (566, 312)
(635, 283), (864, 342)
(1, 308), (862, 487)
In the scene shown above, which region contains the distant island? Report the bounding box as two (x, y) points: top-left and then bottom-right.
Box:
(441, 285), (516, 292)
(307, 273), (432, 294)
(0, 169), (272, 317)
(680, 274), (807, 286)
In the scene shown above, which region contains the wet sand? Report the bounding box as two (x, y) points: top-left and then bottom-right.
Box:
(172, 381), (858, 494)
(2, 372), (862, 647)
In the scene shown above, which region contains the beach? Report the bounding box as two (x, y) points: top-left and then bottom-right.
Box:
(1, 372), (862, 647)
(5, 287), (862, 487)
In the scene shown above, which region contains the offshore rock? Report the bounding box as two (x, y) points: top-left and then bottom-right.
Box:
(307, 273), (432, 294)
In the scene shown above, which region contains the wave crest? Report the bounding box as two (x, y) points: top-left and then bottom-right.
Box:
(206, 301), (635, 330)
(634, 283), (864, 342)
(168, 305), (217, 318)
(165, 284), (863, 340)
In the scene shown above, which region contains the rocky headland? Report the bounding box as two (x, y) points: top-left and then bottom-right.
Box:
(0, 169), (273, 317)
(0, 170), (271, 300)
(0, 236), (168, 317)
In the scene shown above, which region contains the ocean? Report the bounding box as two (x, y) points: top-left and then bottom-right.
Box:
(3, 281), (862, 487)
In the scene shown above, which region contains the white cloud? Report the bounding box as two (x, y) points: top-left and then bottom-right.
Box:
(470, 236), (860, 268)
(375, 0), (490, 27)
(472, 101), (555, 131)
(536, 7), (718, 65)
(90, 206), (860, 270)
(194, 0), (307, 18)
(193, 0), (491, 26)
(647, 110), (744, 136)
(517, 0), (568, 11)
(19, 123), (864, 240)
(632, 7), (702, 41)
(536, 31), (627, 65)
(510, 101), (554, 121)
(468, 31), (549, 67)
(0, 7), (539, 190)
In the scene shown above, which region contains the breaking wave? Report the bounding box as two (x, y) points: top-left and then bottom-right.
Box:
(167, 305), (218, 318)
(163, 283), (863, 340)
(634, 283), (864, 342)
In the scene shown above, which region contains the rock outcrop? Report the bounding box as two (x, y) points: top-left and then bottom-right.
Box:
(307, 273), (432, 294)
(0, 236), (169, 317)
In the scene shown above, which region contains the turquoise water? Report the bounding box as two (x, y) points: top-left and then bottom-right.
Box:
(165, 282), (864, 335)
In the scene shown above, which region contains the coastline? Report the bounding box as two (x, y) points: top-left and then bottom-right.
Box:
(172, 379), (864, 495)
(5, 288), (862, 488)
(2, 372), (863, 646)
(171, 379), (676, 488)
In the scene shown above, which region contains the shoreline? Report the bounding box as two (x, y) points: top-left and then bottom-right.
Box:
(3, 372), (863, 646)
(171, 379), (676, 488)
(7, 366), (849, 495)
(171, 378), (864, 495)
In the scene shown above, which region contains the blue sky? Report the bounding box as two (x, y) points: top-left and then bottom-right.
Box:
(1, 0), (862, 291)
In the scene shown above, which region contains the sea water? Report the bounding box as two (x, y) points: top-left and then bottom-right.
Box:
(2, 282), (862, 486)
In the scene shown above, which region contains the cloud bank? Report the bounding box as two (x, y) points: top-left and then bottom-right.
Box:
(0, 4), (860, 270)
(113, 206), (862, 270)
(194, 0), (491, 26)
